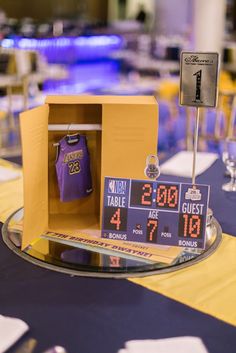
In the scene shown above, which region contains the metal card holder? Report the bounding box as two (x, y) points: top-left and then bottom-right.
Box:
(180, 52), (219, 108)
(179, 52), (220, 185)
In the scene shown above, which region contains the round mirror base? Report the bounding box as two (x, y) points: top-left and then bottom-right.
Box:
(1, 209), (222, 278)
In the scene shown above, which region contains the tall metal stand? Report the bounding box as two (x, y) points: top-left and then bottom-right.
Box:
(192, 107), (200, 185)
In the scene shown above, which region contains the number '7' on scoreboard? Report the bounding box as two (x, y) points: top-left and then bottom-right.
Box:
(101, 177), (210, 249)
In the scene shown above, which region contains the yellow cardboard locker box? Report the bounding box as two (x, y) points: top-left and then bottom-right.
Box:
(20, 95), (158, 249)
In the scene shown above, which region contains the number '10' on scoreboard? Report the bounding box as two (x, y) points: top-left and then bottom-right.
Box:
(101, 177), (210, 249)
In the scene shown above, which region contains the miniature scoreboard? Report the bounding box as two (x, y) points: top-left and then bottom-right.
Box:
(102, 177), (210, 249)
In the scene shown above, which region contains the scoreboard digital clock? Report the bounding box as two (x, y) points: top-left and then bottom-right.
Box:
(102, 177), (210, 249)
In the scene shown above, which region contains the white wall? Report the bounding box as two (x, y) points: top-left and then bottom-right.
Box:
(126, 0), (155, 19)
(154, 0), (192, 36)
(193, 0), (226, 53)
(108, 0), (119, 23)
(108, 0), (155, 23)
(108, 0), (226, 55)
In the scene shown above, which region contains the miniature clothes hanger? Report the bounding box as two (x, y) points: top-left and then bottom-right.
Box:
(50, 123), (102, 147)
(66, 123), (80, 144)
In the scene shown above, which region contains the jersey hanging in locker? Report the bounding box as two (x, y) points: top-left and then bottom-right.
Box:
(55, 134), (93, 202)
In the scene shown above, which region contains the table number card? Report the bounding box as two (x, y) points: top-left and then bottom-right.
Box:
(102, 177), (210, 249)
(180, 52), (219, 108)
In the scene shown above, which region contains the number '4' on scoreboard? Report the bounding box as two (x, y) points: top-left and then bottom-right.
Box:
(101, 177), (210, 249)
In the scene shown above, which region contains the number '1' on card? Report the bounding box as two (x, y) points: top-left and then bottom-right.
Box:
(180, 52), (219, 108)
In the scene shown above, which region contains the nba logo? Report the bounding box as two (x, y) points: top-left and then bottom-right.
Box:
(108, 180), (115, 193)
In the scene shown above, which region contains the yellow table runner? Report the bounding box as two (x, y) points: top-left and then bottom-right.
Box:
(1, 159), (236, 327)
(0, 159), (23, 223)
(129, 234), (236, 327)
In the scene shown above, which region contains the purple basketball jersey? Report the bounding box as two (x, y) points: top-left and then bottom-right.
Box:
(55, 134), (92, 202)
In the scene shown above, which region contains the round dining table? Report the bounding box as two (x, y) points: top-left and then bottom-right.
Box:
(0, 156), (236, 353)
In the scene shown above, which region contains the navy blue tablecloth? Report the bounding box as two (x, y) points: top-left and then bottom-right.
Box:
(1, 157), (236, 353)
